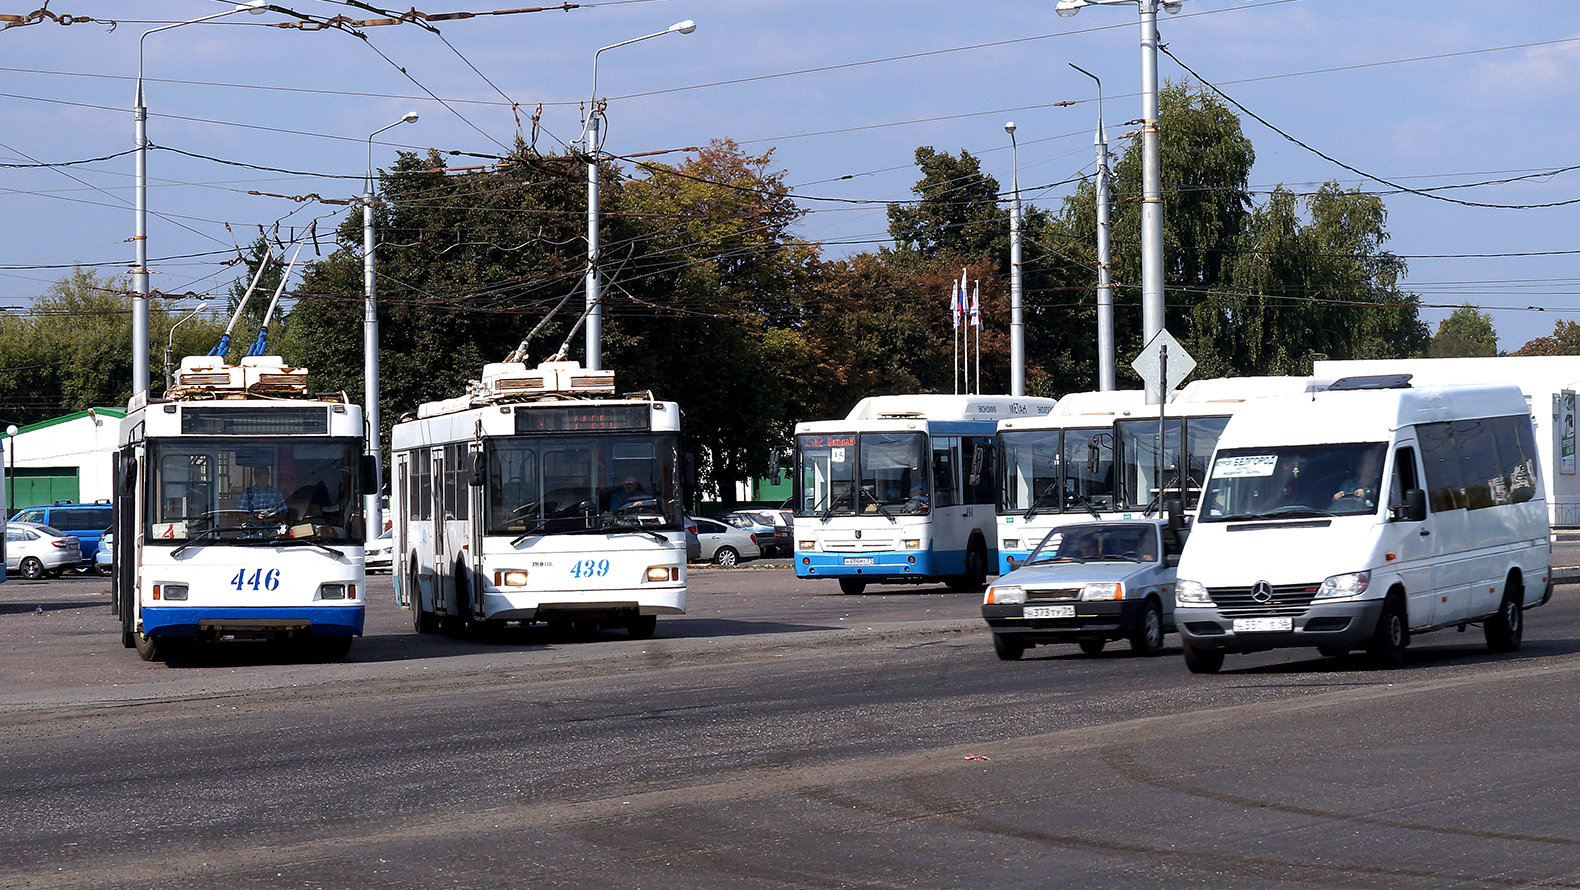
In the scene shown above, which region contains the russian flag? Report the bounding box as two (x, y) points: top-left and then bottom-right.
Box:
(950, 280), (961, 329)
(969, 281), (981, 329)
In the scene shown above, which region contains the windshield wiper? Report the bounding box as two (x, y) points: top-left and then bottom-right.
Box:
(861, 486), (898, 524)
(1065, 489), (1103, 521)
(280, 537), (345, 558)
(598, 523), (673, 544)
(171, 526), (228, 558)
(511, 519), (550, 546)
(1022, 485), (1062, 520)
(818, 492), (837, 523)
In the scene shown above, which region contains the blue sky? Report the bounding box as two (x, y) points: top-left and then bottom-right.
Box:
(1, 0), (1576, 362)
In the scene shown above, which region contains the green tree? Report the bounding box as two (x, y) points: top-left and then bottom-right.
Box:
(1514, 320), (1580, 356)
(887, 147), (1005, 259)
(1429, 303), (1499, 357)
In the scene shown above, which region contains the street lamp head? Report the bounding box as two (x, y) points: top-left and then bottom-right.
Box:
(1162, 1), (1183, 12)
(5, 425), (16, 438)
(1055, 0), (1087, 17)
(670, 19), (697, 34)
(1004, 121), (1016, 135)
(236, 1), (268, 12)
(401, 111), (419, 124)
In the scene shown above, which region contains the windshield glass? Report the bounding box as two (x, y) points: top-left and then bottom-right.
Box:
(796, 432), (929, 517)
(796, 433), (857, 516)
(859, 432), (929, 515)
(484, 433), (682, 535)
(147, 437), (363, 543)
(999, 429), (1065, 514)
(1200, 442), (1387, 522)
(1025, 523), (1159, 565)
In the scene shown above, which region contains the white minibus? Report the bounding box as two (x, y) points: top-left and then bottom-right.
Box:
(1176, 376), (1552, 673)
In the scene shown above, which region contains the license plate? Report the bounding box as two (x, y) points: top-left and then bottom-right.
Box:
(1025, 604), (1075, 620)
(843, 557), (875, 566)
(1233, 617), (1293, 633)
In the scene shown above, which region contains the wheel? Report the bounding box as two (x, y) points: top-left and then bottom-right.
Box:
(947, 541), (988, 592)
(45, 567), (64, 579)
(628, 614), (658, 640)
(308, 634), (353, 662)
(713, 547), (739, 567)
(993, 633), (1026, 661)
(1129, 600), (1166, 656)
(134, 631), (166, 662)
(1366, 594), (1409, 668)
(19, 557), (44, 581)
(97, 563), (113, 577)
(410, 563), (438, 634)
(1485, 585), (1524, 653)
(838, 577), (867, 595)
(1079, 639), (1106, 656)
(1182, 643), (1224, 674)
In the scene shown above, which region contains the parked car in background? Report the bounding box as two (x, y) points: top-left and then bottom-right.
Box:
(10, 502), (112, 570)
(690, 516), (761, 566)
(94, 530), (113, 576)
(365, 528), (393, 574)
(981, 519), (1184, 661)
(6, 522), (82, 580)
(721, 509), (793, 557)
(685, 516), (701, 563)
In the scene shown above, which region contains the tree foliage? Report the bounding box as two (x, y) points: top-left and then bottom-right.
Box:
(1429, 303), (1499, 357)
(1514, 320), (1580, 356)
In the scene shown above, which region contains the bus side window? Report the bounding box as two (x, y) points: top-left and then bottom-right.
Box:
(932, 438), (958, 508)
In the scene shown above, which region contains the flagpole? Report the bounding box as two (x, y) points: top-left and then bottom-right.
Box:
(951, 280), (959, 395)
(973, 280), (981, 395)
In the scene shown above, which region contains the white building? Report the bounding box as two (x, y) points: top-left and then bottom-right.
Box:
(1316, 356), (1580, 526)
(2, 408), (125, 513)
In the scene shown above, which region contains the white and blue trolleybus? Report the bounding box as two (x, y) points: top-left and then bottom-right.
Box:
(794, 394), (1057, 594)
(114, 356), (372, 661)
(392, 360), (687, 639)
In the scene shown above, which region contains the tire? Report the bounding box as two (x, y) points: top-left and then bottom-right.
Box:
(628, 614), (658, 640)
(1182, 643), (1224, 674)
(838, 577), (867, 595)
(134, 631), (165, 662)
(410, 563), (438, 635)
(97, 564), (113, 577)
(1366, 594), (1409, 668)
(19, 557), (44, 581)
(45, 568), (64, 579)
(713, 547), (739, 567)
(308, 634), (353, 662)
(1485, 583), (1524, 653)
(947, 541), (988, 592)
(1079, 639), (1106, 656)
(993, 633), (1026, 661)
(1129, 600), (1166, 656)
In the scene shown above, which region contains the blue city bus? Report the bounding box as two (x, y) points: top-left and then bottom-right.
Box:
(793, 394), (1056, 594)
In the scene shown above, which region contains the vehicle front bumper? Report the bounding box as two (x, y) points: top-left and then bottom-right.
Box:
(983, 599), (1151, 643)
(1175, 599), (1385, 653)
(795, 549), (963, 582)
(141, 605), (365, 637)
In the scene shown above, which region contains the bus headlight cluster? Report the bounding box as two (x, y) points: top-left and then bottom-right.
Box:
(985, 585), (1025, 605)
(1176, 579), (1213, 607)
(798, 539), (816, 551)
(902, 539), (921, 550)
(495, 570), (529, 587)
(1081, 582), (1124, 601)
(159, 584), (188, 602)
(646, 566), (680, 582)
(317, 583), (356, 600)
(1002, 539), (1020, 551)
(1315, 571), (1370, 601)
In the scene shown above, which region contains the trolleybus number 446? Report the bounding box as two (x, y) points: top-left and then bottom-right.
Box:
(230, 569), (282, 592)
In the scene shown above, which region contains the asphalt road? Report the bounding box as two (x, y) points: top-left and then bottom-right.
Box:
(2, 560), (1579, 889)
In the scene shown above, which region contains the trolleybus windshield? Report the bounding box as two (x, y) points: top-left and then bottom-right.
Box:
(795, 432), (929, 517)
(484, 432), (683, 535)
(147, 438), (363, 543)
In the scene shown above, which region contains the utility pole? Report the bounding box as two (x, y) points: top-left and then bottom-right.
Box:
(1071, 64), (1116, 391)
(1005, 122), (1025, 397)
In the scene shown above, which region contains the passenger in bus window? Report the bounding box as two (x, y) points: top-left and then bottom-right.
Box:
(239, 466), (286, 518)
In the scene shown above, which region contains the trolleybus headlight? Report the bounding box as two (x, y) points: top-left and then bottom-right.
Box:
(1081, 582), (1124, 601)
(985, 585), (1025, 605)
(1176, 579), (1213, 607)
(1315, 570), (1370, 600)
(1002, 538), (1020, 551)
(902, 538), (921, 550)
(646, 566), (679, 582)
(317, 583), (347, 600)
(497, 570), (529, 587)
(799, 539), (816, 551)
(162, 584), (188, 602)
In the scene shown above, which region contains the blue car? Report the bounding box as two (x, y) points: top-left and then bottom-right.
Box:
(11, 502), (113, 570)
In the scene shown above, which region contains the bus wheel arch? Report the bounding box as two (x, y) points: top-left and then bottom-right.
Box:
(1485, 571), (1524, 653)
(948, 534), (988, 592)
(410, 557), (437, 634)
(1366, 586), (1409, 668)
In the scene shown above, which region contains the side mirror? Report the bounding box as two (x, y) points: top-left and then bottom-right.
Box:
(117, 453), (137, 497)
(1391, 488), (1427, 522)
(359, 454), (379, 496)
(1164, 496), (1187, 535)
(1164, 552), (1181, 568)
(470, 451), (485, 487)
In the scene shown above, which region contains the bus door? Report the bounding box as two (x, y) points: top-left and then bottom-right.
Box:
(394, 455), (409, 606)
(431, 446), (448, 610)
(467, 442), (485, 578)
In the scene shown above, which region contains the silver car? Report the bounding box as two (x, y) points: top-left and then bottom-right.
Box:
(6, 522), (82, 580)
(981, 519), (1183, 660)
(365, 528), (393, 574)
(690, 516), (761, 566)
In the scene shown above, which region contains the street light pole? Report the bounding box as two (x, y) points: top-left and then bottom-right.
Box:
(134, 2), (266, 400)
(1071, 63), (1116, 392)
(1056, 0), (1180, 401)
(1004, 122), (1024, 397)
(583, 20), (696, 371)
(164, 301), (209, 391)
(364, 111), (419, 543)
(5, 425), (15, 520)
